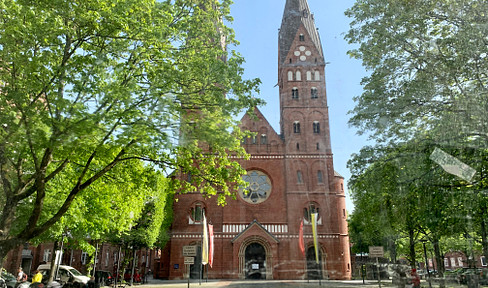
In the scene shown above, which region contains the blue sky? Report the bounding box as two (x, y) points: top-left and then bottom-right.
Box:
(228, 0), (369, 212)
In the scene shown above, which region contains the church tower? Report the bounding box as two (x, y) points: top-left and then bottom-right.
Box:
(276, 0), (351, 279)
(165, 0), (351, 281)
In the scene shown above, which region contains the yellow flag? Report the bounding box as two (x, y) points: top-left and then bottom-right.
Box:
(202, 212), (209, 265)
(311, 213), (319, 264)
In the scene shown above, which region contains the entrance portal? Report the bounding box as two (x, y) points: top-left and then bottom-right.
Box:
(244, 243), (266, 279)
(189, 245), (202, 279)
(306, 246), (323, 280)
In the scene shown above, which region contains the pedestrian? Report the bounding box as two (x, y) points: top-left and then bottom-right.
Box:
(411, 269), (421, 288)
(16, 268), (26, 283)
(31, 270), (42, 284)
(87, 276), (99, 288)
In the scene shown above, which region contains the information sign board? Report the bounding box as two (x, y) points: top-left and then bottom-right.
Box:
(184, 257), (194, 265)
(183, 246), (197, 257)
(369, 246), (384, 258)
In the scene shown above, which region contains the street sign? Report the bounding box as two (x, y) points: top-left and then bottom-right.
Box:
(183, 245), (197, 257)
(369, 246), (384, 258)
(184, 257), (194, 265)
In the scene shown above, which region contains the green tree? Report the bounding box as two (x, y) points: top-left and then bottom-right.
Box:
(0, 0), (262, 267)
(345, 0), (488, 146)
(345, 0), (488, 281)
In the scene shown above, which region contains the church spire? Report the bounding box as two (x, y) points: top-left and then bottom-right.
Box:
(279, 0), (323, 65)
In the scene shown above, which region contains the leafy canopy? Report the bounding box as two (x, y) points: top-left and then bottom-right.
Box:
(0, 0), (262, 261)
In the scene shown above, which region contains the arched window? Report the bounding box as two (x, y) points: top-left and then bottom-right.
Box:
(190, 203), (204, 223)
(293, 121), (300, 133)
(296, 142), (300, 151)
(313, 121), (320, 134)
(288, 71), (293, 81)
(314, 71), (320, 81)
(317, 170), (323, 183)
(296, 70), (302, 81)
(292, 87), (299, 99)
(306, 71), (312, 81)
(260, 134), (267, 144)
(311, 87), (318, 98)
(299, 34), (305, 41)
(303, 203), (320, 222)
(297, 171), (303, 184)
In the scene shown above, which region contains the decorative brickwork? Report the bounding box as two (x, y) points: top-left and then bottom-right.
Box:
(167, 0), (351, 280)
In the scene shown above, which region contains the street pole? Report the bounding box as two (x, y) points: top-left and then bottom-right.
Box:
(376, 257), (381, 288)
(421, 240), (432, 288)
(187, 264), (190, 288)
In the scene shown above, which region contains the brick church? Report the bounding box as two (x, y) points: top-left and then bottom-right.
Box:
(166, 0), (351, 280)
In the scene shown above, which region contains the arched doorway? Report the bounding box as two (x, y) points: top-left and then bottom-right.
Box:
(189, 245), (202, 279)
(244, 243), (266, 279)
(306, 246), (323, 280)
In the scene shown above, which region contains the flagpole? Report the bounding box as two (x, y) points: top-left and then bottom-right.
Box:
(200, 209), (203, 286)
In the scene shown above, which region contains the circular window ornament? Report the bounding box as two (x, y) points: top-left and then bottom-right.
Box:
(239, 170), (272, 204)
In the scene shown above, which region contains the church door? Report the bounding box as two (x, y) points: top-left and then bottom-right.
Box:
(245, 243), (266, 279)
(189, 245), (202, 279)
(306, 246), (323, 280)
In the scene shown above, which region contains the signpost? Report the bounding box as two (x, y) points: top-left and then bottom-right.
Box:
(369, 246), (384, 288)
(183, 246), (197, 288)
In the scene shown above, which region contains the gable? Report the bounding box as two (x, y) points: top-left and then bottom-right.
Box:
(239, 107), (282, 144)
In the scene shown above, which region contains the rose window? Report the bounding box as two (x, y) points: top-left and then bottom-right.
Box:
(239, 170), (272, 204)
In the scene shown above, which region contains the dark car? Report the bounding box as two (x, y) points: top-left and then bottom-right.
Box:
(93, 271), (112, 287)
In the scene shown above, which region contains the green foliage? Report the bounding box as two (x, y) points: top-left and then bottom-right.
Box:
(345, 0), (488, 145)
(0, 0), (262, 261)
(345, 0), (488, 269)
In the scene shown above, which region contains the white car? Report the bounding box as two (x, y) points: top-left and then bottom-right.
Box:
(37, 264), (90, 287)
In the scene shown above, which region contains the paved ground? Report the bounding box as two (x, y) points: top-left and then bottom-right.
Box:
(140, 277), (487, 288)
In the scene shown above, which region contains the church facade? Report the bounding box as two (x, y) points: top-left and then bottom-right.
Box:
(166, 0), (351, 280)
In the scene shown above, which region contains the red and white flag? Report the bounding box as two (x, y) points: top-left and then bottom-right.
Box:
(299, 219), (305, 256)
(208, 224), (214, 268)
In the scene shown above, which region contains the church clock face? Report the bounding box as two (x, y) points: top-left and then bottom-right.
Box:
(239, 170), (272, 204)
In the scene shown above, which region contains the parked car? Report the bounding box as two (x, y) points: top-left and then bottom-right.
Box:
(37, 265), (89, 288)
(92, 271), (112, 287)
(0, 271), (16, 288)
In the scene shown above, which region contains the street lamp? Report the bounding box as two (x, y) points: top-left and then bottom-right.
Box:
(420, 239), (432, 288)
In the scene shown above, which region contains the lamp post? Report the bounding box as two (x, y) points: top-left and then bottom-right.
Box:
(420, 239), (432, 288)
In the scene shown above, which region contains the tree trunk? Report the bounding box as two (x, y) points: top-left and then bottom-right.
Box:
(409, 228), (416, 269)
(433, 239), (445, 288)
(130, 248), (136, 286)
(388, 237), (397, 263)
(48, 241), (59, 282)
(480, 203), (488, 261)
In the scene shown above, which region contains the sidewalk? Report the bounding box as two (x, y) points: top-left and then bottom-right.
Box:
(141, 277), (486, 288)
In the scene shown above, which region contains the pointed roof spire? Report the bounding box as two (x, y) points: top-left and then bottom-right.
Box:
(279, 0), (323, 64)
